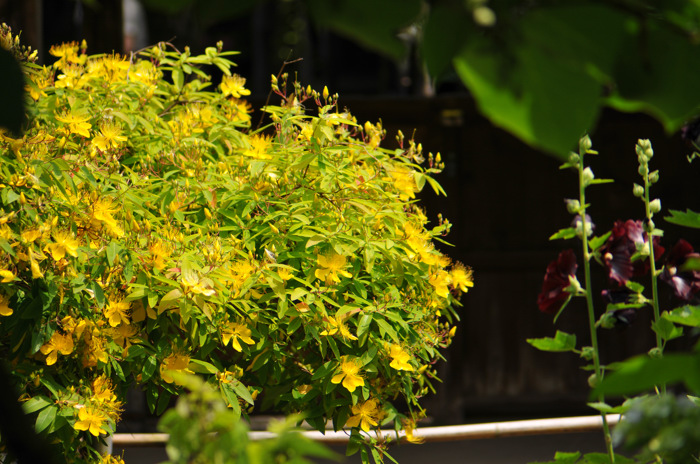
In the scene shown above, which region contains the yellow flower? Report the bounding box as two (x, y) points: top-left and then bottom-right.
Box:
(21, 228), (42, 243)
(220, 74), (251, 98)
(91, 198), (124, 237)
(104, 298), (130, 327)
(110, 323), (138, 349)
(402, 418), (425, 444)
(73, 406), (108, 437)
(429, 270), (451, 298)
(226, 99), (252, 124)
(0, 269), (15, 282)
(320, 313), (357, 341)
(331, 357), (365, 392)
(221, 322), (255, 352)
(315, 252), (352, 285)
(181, 270), (216, 296)
(49, 42), (80, 62)
(40, 331), (74, 366)
(277, 267), (293, 281)
(160, 352), (194, 384)
(55, 109), (92, 138)
(81, 331), (109, 368)
(243, 134), (272, 159)
(148, 241), (171, 271)
(46, 230), (79, 261)
(345, 398), (380, 432)
(0, 293), (12, 316)
(92, 376), (117, 405)
(92, 122), (127, 151)
(386, 164), (417, 201)
(388, 344), (414, 371)
(450, 263), (474, 293)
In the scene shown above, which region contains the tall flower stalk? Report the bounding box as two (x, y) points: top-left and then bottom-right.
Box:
(573, 137), (616, 463)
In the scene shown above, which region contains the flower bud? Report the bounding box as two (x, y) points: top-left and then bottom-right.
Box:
(579, 135), (592, 153)
(565, 199), (580, 214)
(568, 153), (580, 165)
(582, 167), (594, 186)
(649, 198), (661, 214)
(587, 373), (598, 388)
(632, 183), (644, 197)
(322, 86), (329, 100)
(649, 170), (659, 184)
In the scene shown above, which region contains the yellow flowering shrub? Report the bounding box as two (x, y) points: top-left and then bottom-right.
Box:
(0, 30), (472, 462)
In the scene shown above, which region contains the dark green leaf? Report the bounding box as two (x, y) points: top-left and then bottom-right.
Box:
(305, 0), (422, 60)
(421, 2), (471, 78)
(0, 48), (26, 135)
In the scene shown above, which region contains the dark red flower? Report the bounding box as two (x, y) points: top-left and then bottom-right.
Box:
(537, 249), (578, 314)
(599, 220), (664, 285)
(601, 289), (638, 328)
(660, 239), (700, 301)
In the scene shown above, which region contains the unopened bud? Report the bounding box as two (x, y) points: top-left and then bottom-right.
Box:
(587, 373), (598, 388)
(582, 167), (594, 186)
(649, 170), (659, 183)
(633, 183), (644, 197)
(322, 86), (329, 100)
(579, 135), (592, 153)
(649, 198), (661, 214)
(565, 199), (580, 214)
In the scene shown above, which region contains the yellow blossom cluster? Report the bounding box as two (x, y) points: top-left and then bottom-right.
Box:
(0, 33), (470, 460)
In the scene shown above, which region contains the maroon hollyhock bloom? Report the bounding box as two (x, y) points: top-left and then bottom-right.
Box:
(601, 288), (638, 328)
(599, 220), (664, 285)
(660, 239), (700, 301)
(537, 249), (578, 314)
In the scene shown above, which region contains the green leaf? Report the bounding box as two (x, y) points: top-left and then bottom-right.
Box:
(526, 330), (577, 352)
(35, 405), (57, 434)
(665, 209), (700, 229)
(142, 355), (157, 382)
(588, 232), (611, 252)
(172, 68), (184, 90)
(592, 353), (700, 397)
(549, 228), (577, 240)
(608, 24), (700, 133)
(421, 3), (471, 79)
(305, 0), (422, 60)
(188, 359), (218, 374)
(106, 241), (119, 267)
(662, 305), (700, 328)
(23, 396), (52, 414)
(231, 380), (255, 405)
(651, 317), (683, 342)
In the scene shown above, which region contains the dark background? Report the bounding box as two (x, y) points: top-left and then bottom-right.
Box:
(2, 0), (699, 432)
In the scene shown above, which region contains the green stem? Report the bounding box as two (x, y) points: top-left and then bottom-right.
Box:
(578, 160), (616, 464)
(643, 171), (663, 354)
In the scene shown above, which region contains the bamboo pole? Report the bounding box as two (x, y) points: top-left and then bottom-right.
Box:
(112, 414), (620, 447)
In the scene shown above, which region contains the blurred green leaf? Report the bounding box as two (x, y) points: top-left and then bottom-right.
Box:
(593, 353), (700, 397)
(305, 0), (422, 60)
